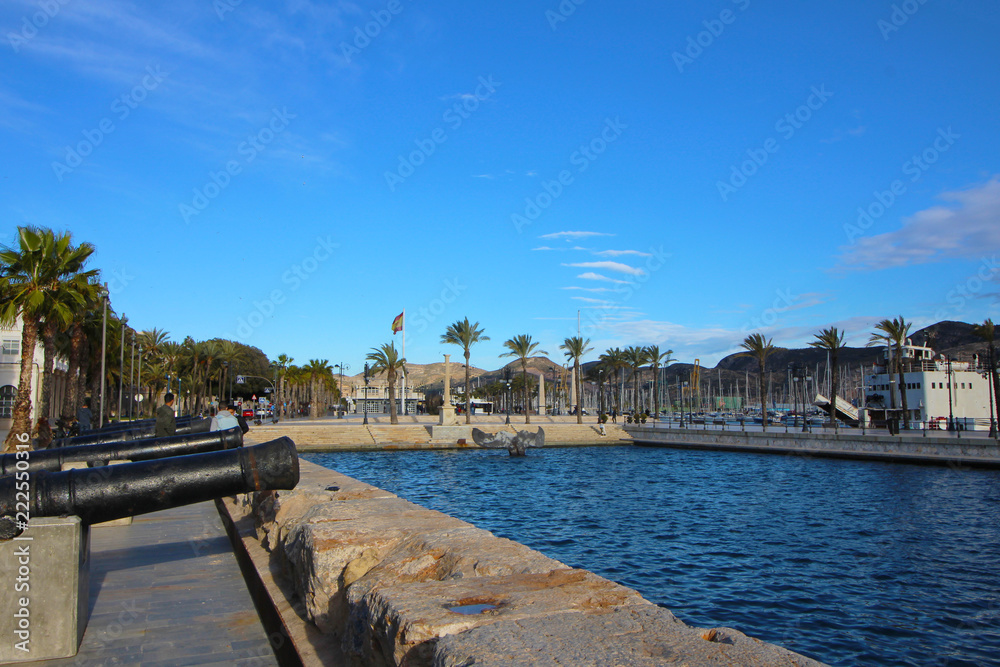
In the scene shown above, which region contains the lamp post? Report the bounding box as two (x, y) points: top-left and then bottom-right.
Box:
(363, 363), (370, 426)
(334, 363), (350, 418)
(117, 314), (126, 422)
(136, 344), (142, 418)
(503, 367), (511, 425)
(128, 330), (135, 421)
(98, 284), (108, 428)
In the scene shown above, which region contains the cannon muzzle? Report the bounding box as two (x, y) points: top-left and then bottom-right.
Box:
(0, 427), (243, 475)
(0, 437), (299, 529)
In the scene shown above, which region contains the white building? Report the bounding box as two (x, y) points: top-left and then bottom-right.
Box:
(350, 383), (424, 415)
(0, 317), (70, 438)
(865, 342), (995, 430)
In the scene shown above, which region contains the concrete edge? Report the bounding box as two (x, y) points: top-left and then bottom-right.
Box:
(215, 496), (344, 667)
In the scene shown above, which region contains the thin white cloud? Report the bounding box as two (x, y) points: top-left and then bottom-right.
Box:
(471, 174), (495, 179)
(561, 286), (613, 293)
(578, 272), (631, 284)
(592, 249), (652, 258)
(540, 231), (614, 240)
(838, 176), (1000, 271)
(564, 261), (645, 276)
(572, 296), (614, 305)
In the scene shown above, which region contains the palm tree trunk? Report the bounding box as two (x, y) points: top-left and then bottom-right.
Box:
(759, 365), (768, 432)
(653, 366), (660, 420)
(39, 320), (57, 420)
(4, 317), (40, 452)
(829, 355), (839, 426)
(897, 347), (909, 429)
(388, 371), (398, 424)
(61, 322), (86, 420)
(464, 349), (472, 425)
(522, 361), (530, 424)
(575, 360), (582, 424)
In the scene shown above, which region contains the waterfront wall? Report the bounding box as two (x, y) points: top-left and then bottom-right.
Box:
(625, 425), (1000, 468)
(220, 459), (824, 666)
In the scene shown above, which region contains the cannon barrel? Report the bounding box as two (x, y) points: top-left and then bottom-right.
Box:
(0, 427), (243, 475)
(53, 416), (210, 448)
(0, 437), (299, 528)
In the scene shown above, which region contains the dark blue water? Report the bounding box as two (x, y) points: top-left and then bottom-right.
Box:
(302, 446), (1000, 666)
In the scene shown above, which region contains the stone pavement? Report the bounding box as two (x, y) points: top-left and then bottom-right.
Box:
(18, 502), (278, 667)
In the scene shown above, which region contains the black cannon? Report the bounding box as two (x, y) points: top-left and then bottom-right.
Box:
(0, 437), (299, 536)
(0, 427), (244, 476)
(52, 416), (210, 448)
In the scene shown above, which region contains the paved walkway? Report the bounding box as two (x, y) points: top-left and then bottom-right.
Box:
(21, 502), (277, 667)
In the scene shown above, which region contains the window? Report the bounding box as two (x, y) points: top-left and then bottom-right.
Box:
(961, 383), (966, 389)
(0, 385), (15, 418)
(1, 340), (18, 357)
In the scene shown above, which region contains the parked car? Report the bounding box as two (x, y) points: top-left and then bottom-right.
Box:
(242, 409), (254, 419)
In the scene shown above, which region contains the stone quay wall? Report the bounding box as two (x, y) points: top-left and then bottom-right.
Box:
(220, 458), (825, 666)
(624, 425), (1000, 468)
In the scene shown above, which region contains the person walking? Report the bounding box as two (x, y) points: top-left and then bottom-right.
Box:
(156, 393), (177, 437)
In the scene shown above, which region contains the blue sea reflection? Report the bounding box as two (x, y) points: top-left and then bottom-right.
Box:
(303, 446), (1000, 666)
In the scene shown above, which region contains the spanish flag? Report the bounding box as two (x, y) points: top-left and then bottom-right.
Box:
(391, 312), (404, 334)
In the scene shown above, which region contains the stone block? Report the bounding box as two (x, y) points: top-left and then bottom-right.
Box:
(0, 516), (90, 663)
(429, 425), (472, 443)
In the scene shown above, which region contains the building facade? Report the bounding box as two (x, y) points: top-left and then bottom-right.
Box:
(349, 383), (424, 415)
(0, 317), (70, 438)
(865, 343), (995, 429)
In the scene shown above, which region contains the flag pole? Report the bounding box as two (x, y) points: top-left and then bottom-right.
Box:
(401, 308), (406, 416)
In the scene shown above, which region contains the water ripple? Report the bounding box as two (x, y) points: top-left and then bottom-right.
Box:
(304, 446), (1000, 666)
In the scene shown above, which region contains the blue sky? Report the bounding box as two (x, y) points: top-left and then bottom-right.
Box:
(2, 0), (999, 372)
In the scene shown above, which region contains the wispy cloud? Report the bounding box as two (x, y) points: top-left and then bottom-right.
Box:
(564, 261), (644, 276)
(540, 231), (614, 240)
(837, 176), (1000, 270)
(578, 272), (632, 284)
(472, 173), (495, 179)
(561, 286), (612, 293)
(592, 249), (652, 258)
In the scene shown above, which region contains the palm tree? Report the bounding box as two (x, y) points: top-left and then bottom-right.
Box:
(585, 362), (608, 417)
(599, 347), (627, 414)
(441, 318), (490, 424)
(303, 359), (333, 419)
(501, 334), (546, 424)
(973, 319), (1000, 437)
(366, 343), (405, 424)
(868, 316), (912, 429)
(623, 346), (650, 415)
(739, 333), (776, 432)
(809, 327), (846, 426)
(560, 336), (592, 423)
(645, 345), (674, 420)
(1, 227), (97, 451)
(275, 354), (293, 417)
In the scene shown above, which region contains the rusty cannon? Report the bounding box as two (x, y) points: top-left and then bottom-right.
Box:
(0, 437), (299, 537)
(0, 427), (244, 476)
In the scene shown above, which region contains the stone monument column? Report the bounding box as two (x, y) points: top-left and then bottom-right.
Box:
(537, 372), (546, 416)
(439, 354), (458, 425)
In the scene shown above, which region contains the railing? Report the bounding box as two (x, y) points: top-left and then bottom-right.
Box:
(629, 415), (999, 439)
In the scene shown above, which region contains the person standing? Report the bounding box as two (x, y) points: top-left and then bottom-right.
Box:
(77, 398), (93, 433)
(156, 393), (177, 437)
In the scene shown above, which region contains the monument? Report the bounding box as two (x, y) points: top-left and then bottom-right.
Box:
(438, 354), (458, 426)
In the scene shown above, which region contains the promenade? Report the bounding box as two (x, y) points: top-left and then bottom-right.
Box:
(19, 502), (278, 667)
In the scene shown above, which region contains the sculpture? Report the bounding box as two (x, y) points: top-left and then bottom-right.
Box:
(472, 427), (545, 456)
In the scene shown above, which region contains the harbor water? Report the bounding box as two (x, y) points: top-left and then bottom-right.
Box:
(303, 445), (1000, 666)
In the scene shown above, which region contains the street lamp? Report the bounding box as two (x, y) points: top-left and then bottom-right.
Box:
(98, 283), (108, 428)
(503, 367), (512, 425)
(334, 363), (350, 418)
